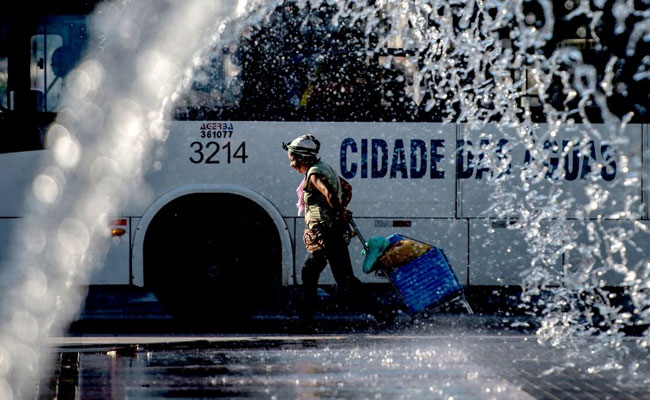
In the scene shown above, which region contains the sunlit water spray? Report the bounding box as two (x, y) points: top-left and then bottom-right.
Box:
(278, 0), (650, 382)
(0, 1), (241, 397)
(0, 0), (649, 396)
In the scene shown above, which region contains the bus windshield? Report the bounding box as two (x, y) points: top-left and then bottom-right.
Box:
(0, 10), (91, 154)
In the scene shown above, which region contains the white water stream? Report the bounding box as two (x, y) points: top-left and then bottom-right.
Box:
(0, 0), (649, 397)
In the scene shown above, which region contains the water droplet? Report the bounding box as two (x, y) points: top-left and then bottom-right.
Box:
(32, 175), (59, 204)
(57, 219), (90, 255)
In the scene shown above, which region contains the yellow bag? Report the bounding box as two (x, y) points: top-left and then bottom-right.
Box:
(377, 238), (432, 271)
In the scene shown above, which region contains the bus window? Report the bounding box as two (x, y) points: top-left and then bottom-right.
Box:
(174, 3), (383, 122)
(376, 12), (423, 114)
(30, 33), (63, 112)
(31, 15), (87, 113)
(0, 13), (88, 154)
(186, 43), (243, 110)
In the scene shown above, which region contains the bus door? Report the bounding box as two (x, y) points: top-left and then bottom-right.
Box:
(0, 14), (88, 154)
(29, 15), (87, 113)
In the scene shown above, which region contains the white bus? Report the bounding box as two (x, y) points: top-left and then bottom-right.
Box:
(1, 2), (648, 320)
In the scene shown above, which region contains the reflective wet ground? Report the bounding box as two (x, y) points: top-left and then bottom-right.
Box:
(44, 330), (650, 400)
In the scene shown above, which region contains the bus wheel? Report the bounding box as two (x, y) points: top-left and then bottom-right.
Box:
(144, 193), (282, 325)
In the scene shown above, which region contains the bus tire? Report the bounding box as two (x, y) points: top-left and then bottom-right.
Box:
(144, 193), (282, 325)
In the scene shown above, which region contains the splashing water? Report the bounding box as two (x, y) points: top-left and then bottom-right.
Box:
(0, 1), (242, 397)
(220, 0), (650, 379)
(210, 0), (650, 382)
(0, 0), (649, 396)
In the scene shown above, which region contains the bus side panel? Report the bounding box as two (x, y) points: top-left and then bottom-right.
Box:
(293, 217), (468, 286)
(135, 121), (460, 289)
(0, 219), (20, 273)
(459, 124), (643, 219)
(133, 122), (457, 220)
(469, 219), (547, 285)
(565, 220), (650, 286)
(305, 122), (457, 219)
(131, 217), (141, 284)
(470, 219), (650, 286)
(462, 124), (644, 286)
(91, 220), (131, 284)
(283, 217), (298, 285)
(0, 150), (44, 216)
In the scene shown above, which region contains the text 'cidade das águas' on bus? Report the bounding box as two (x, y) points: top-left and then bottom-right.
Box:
(340, 138), (617, 181)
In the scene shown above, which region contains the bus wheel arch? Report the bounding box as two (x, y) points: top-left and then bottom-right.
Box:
(132, 185), (293, 321)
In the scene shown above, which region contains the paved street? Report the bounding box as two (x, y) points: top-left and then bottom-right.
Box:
(43, 327), (650, 400)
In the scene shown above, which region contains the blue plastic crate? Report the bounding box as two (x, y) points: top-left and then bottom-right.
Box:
(388, 247), (463, 314)
(386, 233), (405, 245)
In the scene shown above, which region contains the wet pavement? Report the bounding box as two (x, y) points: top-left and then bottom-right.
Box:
(43, 322), (650, 400)
(39, 287), (650, 399)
